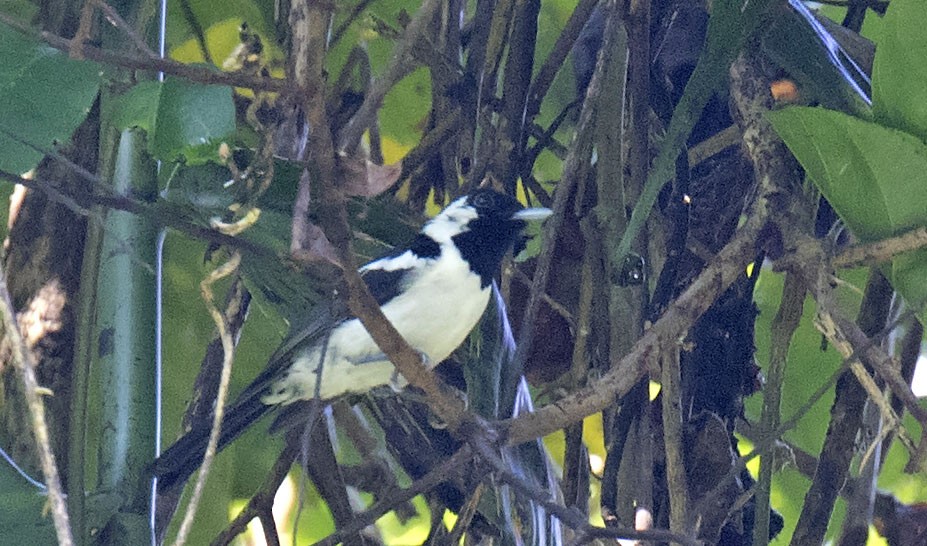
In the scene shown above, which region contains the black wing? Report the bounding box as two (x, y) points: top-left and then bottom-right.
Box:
(242, 256), (414, 399)
(153, 254), (418, 490)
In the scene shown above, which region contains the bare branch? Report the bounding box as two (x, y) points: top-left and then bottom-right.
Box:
(502, 209), (767, 446)
(834, 227), (927, 268)
(0, 263), (73, 545)
(469, 438), (702, 546)
(210, 436), (300, 546)
(0, 12), (295, 94)
(336, 0), (444, 152)
(314, 447), (474, 546)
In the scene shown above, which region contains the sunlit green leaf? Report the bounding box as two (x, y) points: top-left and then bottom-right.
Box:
(873, 0), (927, 141)
(769, 107), (927, 240)
(165, 0), (276, 55)
(770, 107), (927, 310)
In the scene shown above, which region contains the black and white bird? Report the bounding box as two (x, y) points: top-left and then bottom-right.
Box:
(153, 189), (551, 490)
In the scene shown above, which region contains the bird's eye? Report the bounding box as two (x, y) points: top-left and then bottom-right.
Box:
(471, 192), (497, 210)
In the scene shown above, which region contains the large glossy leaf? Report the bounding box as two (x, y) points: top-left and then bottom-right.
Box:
(151, 77), (236, 163)
(770, 106), (927, 309)
(770, 107), (927, 240)
(104, 77), (235, 164)
(0, 22), (102, 173)
(873, 0), (927, 141)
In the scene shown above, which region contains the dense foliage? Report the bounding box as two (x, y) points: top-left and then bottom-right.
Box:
(0, 0), (926, 545)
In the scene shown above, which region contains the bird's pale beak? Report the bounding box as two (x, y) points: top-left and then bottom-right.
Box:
(513, 207), (553, 221)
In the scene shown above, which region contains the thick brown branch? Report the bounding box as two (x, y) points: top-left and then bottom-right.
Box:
(286, 0), (473, 433)
(502, 210), (767, 446)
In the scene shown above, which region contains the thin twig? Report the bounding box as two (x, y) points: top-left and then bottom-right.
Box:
(469, 439), (701, 546)
(786, 243), (927, 428)
(0, 263), (73, 545)
(171, 252), (242, 546)
(469, 436), (585, 529)
(0, 170), (279, 261)
(330, 0), (377, 46)
(510, 266), (576, 329)
(813, 304), (919, 456)
(92, 0), (159, 58)
(512, 0), (617, 387)
(833, 226), (927, 268)
(525, 0), (600, 118)
(0, 12), (294, 94)
(177, 0), (213, 64)
(313, 447), (474, 546)
(660, 345), (689, 535)
(211, 435), (300, 546)
(754, 273), (804, 546)
(336, 0), (443, 152)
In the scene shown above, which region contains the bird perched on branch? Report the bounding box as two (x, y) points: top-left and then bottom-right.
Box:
(153, 189), (551, 490)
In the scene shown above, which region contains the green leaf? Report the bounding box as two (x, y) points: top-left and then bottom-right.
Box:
(770, 106), (927, 310)
(887, 249), (927, 315)
(873, 0), (927, 141)
(769, 107), (927, 241)
(104, 81), (161, 132)
(0, 460), (55, 543)
(0, 22), (102, 173)
(150, 77), (235, 164)
(380, 67), (431, 147)
(0, 0), (37, 21)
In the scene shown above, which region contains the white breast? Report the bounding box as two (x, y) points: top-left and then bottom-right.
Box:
(262, 244), (491, 404)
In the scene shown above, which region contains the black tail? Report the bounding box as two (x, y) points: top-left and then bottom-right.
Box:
(153, 393), (272, 492)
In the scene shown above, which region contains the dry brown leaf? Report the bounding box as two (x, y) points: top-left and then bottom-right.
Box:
(338, 155), (403, 197)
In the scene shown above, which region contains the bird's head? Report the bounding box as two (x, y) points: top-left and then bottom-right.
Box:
(423, 189), (552, 286)
(423, 189), (551, 242)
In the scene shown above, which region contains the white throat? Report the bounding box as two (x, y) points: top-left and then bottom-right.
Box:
(421, 196), (478, 244)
